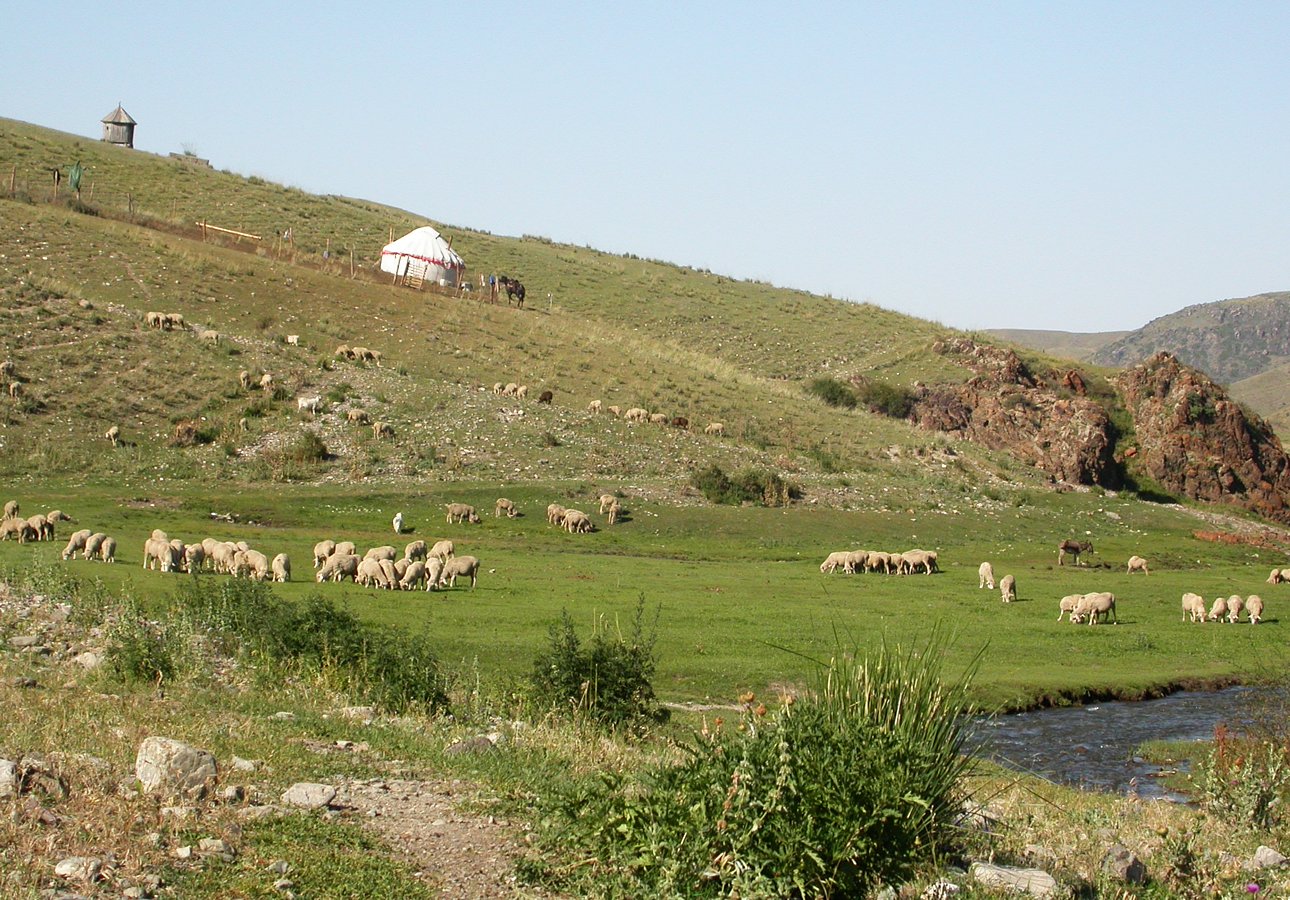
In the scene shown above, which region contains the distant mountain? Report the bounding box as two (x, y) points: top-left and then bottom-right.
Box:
(985, 329), (1130, 361)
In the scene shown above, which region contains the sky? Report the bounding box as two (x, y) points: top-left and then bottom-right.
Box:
(6, 2), (1290, 332)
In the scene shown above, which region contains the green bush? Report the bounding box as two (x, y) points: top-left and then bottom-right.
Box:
(534, 631), (979, 896)
(530, 598), (666, 728)
(690, 464), (799, 507)
(1197, 727), (1290, 831)
(806, 377), (857, 409)
(106, 602), (178, 685)
(856, 380), (915, 418)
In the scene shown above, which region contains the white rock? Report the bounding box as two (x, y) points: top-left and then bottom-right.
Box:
(1251, 845), (1288, 869)
(135, 737), (218, 800)
(281, 782), (336, 809)
(970, 862), (1058, 898)
(0, 758), (16, 799)
(54, 856), (102, 883)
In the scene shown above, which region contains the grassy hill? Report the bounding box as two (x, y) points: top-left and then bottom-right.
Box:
(986, 328), (1131, 360)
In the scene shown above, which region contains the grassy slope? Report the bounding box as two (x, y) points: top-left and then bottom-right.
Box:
(985, 328), (1132, 361)
(2, 116), (1289, 714)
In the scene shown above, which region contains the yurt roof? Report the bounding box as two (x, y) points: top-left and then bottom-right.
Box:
(380, 226), (464, 269)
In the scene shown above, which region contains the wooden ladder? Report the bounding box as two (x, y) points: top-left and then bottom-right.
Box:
(403, 270), (424, 290)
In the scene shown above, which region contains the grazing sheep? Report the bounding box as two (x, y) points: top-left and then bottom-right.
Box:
(2, 500), (18, 520)
(0, 359), (13, 381)
(538, 390), (554, 404)
(333, 540), (356, 559)
(347, 409), (371, 426)
(392, 512), (405, 534)
(445, 503), (480, 524)
(145, 311), (164, 329)
(241, 549), (271, 582)
(838, 550), (864, 574)
(271, 553), (291, 583)
(372, 421), (394, 439)
(503, 382), (518, 396)
(1057, 539), (1094, 566)
(62, 529), (93, 560)
(624, 407), (648, 423)
(978, 562), (995, 590)
(317, 553), (359, 583)
(97, 536), (117, 563)
(1208, 596), (1229, 622)
(208, 542), (237, 574)
(704, 422), (725, 436)
(313, 540), (337, 567)
(494, 498), (517, 518)
(393, 558), (411, 580)
(356, 558), (390, 588)
(1057, 594), (1083, 623)
(563, 509), (593, 533)
(588, 400), (602, 414)
(400, 560), (427, 590)
(197, 329), (221, 344)
(820, 551), (850, 574)
(493, 382), (504, 395)
(105, 425), (121, 447)
(438, 555), (480, 590)
(424, 557), (445, 591)
(606, 499), (621, 525)
(1246, 594), (1265, 624)
(1126, 555), (1149, 575)
(238, 370), (252, 391)
(1226, 595), (1243, 623)
(80, 532), (106, 561)
(1000, 574), (1017, 603)
(286, 334), (300, 346)
(259, 372), (274, 392)
(25, 514), (50, 541)
(164, 313), (186, 330)
(1073, 591), (1117, 625)
(142, 537), (172, 571)
(901, 549), (936, 575)
(45, 509), (74, 525)
(1181, 592), (1207, 623)
(404, 540), (427, 561)
(297, 396), (322, 415)
(1267, 568), (1285, 585)
(516, 385), (529, 400)
(364, 545), (398, 562)
(428, 540), (454, 561)
(598, 494), (617, 514)
(335, 345), (353, 360)
(8, 381), (22, 399)
(649, 412), (668, 425)
(546, 503), (567, 526)
(184, 544), (205, 574)
(607, 405), (622, 417)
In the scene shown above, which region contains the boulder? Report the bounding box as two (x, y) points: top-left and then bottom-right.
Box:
(135, 737), (218, 800)
(0, 758), (16, 799)
(1102, 844), (1147, 884)
(970, 862), (1058, 898)
(54, 856), (103, 883)
(1250, 845), (1288, 869)
(281, 782), (336, 809)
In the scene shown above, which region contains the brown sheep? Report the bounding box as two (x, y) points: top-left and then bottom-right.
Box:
(538, 390), (554, 404)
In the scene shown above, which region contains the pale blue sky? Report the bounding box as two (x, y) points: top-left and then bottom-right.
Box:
(6, 2), (1289, 331)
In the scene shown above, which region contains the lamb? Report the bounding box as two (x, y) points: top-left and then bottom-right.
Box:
(428, 540), (454, 561)
(317, 553), (359, 583)
(546, 503), (567, 526)
(2, 500), (18, 519)
(978, 562), (995, 590)
(393, 512), (405, 534)
(1126, 555), (1149, 575)
(1181, 592), (1207, 623)
(649, 412), (668, 425)
(1208, 596), (1229, 622)
(999, 574), (1016, 603)
(372, 421), (394, 439)
(538, 390), (553, 404)
(587, 400), (602, 414)
(424, 557), (445, 591)
(297, 396), (322, 415)
(563, 509), (593, 533)
(106, 425), (121, 447)
(97, 536), (117, 563)
(347, 409), (371, 425)
(271, 553), (291, 583)
(404, 540), (427, 561)
(1073, 591), (1117, 625)
(515, 385), (529, 400)
(286, 334), (300, 346)
(820, 551), (850, 574)
(313, 540), (337, 567)
(704, 422), (725, 436)
(400, 560), (427, 590)
(495, 498), (518, 518)
(438, 555), (480, 589)
(259, 372), (274, 391)
(598, 494), (617, 514)
(62, 529), (93, 560)
(607, 405), (622, 417)
(606, 500), (621, 525)
(364, 545), (397, 562)
(1057, 594), (1083, 623)
(1225, 595), (1243, 624)
(238, 370), (252, 391)
(446, 503), (480, 524)
(1246, 594), (1265, 624)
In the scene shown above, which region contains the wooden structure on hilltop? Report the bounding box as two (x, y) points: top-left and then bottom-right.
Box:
(100, 104), (136, 148)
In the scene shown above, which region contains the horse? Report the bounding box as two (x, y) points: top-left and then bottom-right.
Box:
(499, 276), (526, 308)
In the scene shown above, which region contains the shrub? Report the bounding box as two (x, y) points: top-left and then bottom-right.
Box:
(535, 630), (980, 897)
(530, 598), (665, 728)
(856, 380), (915, 418)
(806, 377), (857, 409)
(106, 602), (178, 685)
(690, 464), (798, 507)
(1197, 724), (1290, 831)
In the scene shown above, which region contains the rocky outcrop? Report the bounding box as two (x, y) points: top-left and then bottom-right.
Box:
(908, 339), (1119, 487)
(1116, 352), (1290, 524)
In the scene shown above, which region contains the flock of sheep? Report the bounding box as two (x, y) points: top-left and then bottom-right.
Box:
(820, 547), (940, 576)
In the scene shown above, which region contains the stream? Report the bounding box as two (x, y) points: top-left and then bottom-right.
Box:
(969, 685), (1281, 801)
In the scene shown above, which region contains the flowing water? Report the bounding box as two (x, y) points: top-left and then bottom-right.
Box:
(969, 685), (1282, 801)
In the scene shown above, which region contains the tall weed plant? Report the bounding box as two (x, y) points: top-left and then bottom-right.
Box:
(533, 630), (980, 897)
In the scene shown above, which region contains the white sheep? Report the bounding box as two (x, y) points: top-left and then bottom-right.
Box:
(1225, 595), (1243, 623)
(424, 558), (445, 591)
(240, 549), (271, 581)
(624, 407), (648, 423)
(1208, 596), (1229, 622)
(98, 536), (117, 563)
(238, 370), (252, 391)
(999, 574), (1016, 603)
(607, 405), (622, 417)
(606, 499), (621, 526)
(495, 498), (517, 518)
(428, 540), (454, 561)
(1057, 594), (1083, 623)
(313, 540), (337, 567)
(286, 334), (300, 346)
(184, 544), (205, 574)
(259, 372), (274, 392)
(503, 382), (518, 396)
(400, 560), (427, 590)
(392, 512), (405, 534)
(1073, 592), (1117, 625)
(516, 385), (529, 400)
(1126, 555), (1149, 575)
(2, 499), (18, 520)
(1181, 592), (1207, 623)
(106, 425), (121, 447)
(1246, 594), (1264, 624)
(335, 540), (357, 558)
(446, 503), (480, 524)
(346, 408), (371, 425)
(704, 422), (725, 436)
(356, 557), (388, 588)
(978, 562), (995, 590)
(61, 529), (93, 560)
(562, 509), (593, 533)
(297, 396), (322, 415)
(317, 553), (359, 583)
(364, 545), (397, 562)
(438, 555), (480, 589)
(372, 421), (394, 439)
(83, 532), (107, 561)
(587, 399), (602, 414)
(649, 412), (668, 425)
(598, 494), (617, 514)
(271, 553), (291, 583)
(820, 551), (850, 574)
(546, 503), (567, 526)
(493, 382), (504, 395)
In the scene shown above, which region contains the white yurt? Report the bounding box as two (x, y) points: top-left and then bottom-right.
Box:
(379, 226), (465, 287)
